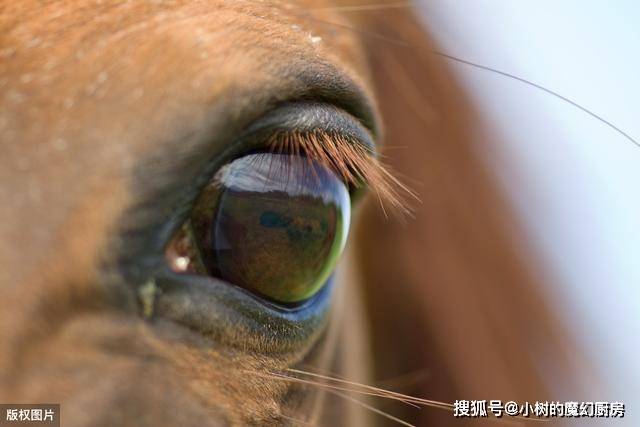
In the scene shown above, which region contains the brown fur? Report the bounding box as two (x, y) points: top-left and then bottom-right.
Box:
(0, 1), (585, 426)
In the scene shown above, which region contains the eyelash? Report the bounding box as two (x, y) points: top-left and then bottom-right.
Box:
(267, 130), (414, 216)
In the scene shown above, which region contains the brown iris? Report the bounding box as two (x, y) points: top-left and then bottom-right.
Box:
(171, 152), (350, 305)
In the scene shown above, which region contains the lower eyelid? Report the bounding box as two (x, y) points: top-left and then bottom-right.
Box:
(150, 269), (333, 353)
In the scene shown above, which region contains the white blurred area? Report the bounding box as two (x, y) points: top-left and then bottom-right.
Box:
(417, 0), (639, 422)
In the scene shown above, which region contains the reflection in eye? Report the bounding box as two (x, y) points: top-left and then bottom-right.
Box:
(169, 152), (351, 305)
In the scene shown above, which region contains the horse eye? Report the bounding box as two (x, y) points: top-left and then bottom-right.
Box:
(166, 151), (351, 306)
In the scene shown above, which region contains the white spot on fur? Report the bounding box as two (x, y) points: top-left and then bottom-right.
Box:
(309, 34), (322, 44)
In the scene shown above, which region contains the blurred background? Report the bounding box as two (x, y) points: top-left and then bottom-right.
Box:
(353, 1), (638, 425)
(418, 0), (640, 419)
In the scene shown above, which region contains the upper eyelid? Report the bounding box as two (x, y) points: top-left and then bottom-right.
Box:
(238, 102), (377, 151)
(126, 66), (380, 225)
(148, 61), (380, 174)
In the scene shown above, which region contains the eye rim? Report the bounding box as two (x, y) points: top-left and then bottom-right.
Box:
(114, 101), (378, 355)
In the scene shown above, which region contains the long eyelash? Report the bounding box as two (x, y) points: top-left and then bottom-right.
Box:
(266, 130), (418, 218)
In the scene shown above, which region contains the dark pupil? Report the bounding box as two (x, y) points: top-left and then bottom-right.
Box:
(194, 153), (350, 305)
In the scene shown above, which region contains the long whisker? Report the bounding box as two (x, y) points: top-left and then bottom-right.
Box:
(281, 2), (639, 152)
(246, 370), (423, 409)
(286, 368), (448, 410)
(287, 368), (423, 408)
(247, 369), (551, 424)
(297, 363), (429, 393)
(288, 369), (551, 424)
(432, 51), (640, 149)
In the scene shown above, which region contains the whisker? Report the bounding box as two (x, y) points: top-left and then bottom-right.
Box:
(245, 369), (550, 424)
(297, 363), (428, 393)
(249, 370), (421, 407)
(287, 368), (448, 410)
(290, 370), (552, 424)
(295, 371), (421, 409)
(432, 51), (640, 150)
(356, 6), (640, 153)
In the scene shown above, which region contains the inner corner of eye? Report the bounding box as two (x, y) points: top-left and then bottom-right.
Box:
(164, 149), (352, 306)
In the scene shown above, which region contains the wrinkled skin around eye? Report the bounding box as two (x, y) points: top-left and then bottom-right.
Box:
(191, 153), (351, 304)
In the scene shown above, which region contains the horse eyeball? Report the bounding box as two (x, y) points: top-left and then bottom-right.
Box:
(175, 152), (350, 305)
